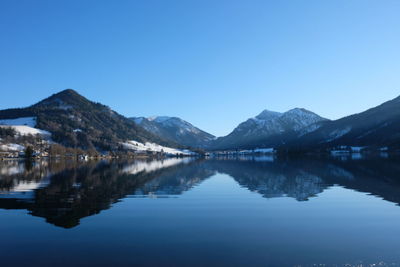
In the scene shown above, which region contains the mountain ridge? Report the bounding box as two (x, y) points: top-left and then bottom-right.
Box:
(0, 89), (178, 152)
(211, 108), (328, 150)
(1, 89), (400, 153)
(132, 116), (215, 148)
(286, 94), (400, 150)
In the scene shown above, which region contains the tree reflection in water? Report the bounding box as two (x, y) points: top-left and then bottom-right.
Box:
(1, 156), (400, 228)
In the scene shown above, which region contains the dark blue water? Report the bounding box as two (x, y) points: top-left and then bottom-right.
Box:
(1, 156), (400, 267)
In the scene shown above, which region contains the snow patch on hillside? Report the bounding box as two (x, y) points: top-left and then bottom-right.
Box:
(0, 143), (25, 152)
(142, 116), (202, 135)
(122, 140), (195, 156)
(0, 125), (51, 137)
(281, 108), (325, 131)
(326, 127), (351, 142)
(132, 116), (215, 146)
(0, 117), (51, 138)
(255, 110), (282, 120)
(298, 122), (323, 136)
(148, 116), (171, 123)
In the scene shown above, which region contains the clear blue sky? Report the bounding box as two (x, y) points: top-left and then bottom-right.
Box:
(1, 0), (399, 136)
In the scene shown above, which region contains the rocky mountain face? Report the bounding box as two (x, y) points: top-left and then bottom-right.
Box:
(132, 116), (215, 148)
(212, 108), (328, 150)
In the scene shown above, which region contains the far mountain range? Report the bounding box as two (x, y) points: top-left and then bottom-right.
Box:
(1, 89), (400, 153)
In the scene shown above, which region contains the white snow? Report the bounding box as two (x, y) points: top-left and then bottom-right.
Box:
(255, 110), (282, 120)
(234, 108), (327, 139)
(0, 143), (25, 152)
(73, 128), (82, 132)
(298, 122), (323, 136)
(0, 117), (37, 127)
(122, 140), (195, 156)
(280, 108), (326, 131)
(0, 116), (51, 138)
(134, 116), (208, 138)
(326, 127), (351, 142)
(148, 116), (171, 123)
(0, 125), (51, 137)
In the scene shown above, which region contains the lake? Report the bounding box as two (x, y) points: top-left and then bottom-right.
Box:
(1, 156), (400, 267)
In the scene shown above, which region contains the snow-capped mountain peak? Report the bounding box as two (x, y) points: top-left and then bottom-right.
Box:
(131, 116), (215, 148)
(148, 116), (172, 123)
(255, 109), (282, 120)
(285, 107), (308, 114)
(213, 107), (328, 150)
(281, 109), (326, 131)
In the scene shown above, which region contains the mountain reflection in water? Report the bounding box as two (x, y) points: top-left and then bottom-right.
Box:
(1, 156), (400, 229)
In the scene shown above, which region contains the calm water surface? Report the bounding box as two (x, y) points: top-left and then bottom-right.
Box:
(1, 156), (400, 267)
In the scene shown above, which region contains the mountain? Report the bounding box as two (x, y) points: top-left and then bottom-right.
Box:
(212, 108), (328, 150)
(132, 116), (215, 148)
(2, 89), (399, 154)
(0, 89), (175, 151)
(289, 95), (400, 150)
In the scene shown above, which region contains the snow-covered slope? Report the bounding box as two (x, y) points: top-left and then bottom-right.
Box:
(0, 143), (25, 152)
(248, 108), (325, 134)
(122, 140), (195, 156)
(279, 108), (326, 131)
(132, 116), (215, 148)
(0, 125), (51, 137)
(0, 116), (51, 137)
(0, 89), (178, 152)
(0, 116), (52, 152)
(213, 108), (328, 149)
